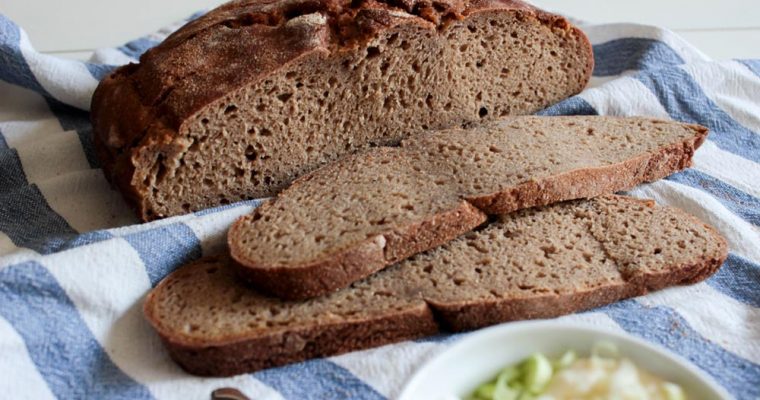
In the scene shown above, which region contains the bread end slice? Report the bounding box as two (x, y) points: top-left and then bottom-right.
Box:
(144, 254), (437, 376)
(414, 196), (727, 331)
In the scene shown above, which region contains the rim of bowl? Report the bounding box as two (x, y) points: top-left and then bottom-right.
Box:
(398, 320), (732, 400)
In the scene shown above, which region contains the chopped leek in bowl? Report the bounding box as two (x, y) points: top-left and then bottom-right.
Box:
(398, 321), (730, 400)
(468, 343), (686, 400)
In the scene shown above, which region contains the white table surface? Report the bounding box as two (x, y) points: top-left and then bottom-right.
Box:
(2, 0), (759, 61)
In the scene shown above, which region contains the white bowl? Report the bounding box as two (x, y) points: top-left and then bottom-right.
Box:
(398, 320), (731, 400)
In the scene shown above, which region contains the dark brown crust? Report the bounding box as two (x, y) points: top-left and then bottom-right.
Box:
(230, 122), (709, 299)
(159, 307), (437, 377)
(90, 0), (594, 221)
(229, 199), (487, 300)
(145, 199), (728, 376)
(144, 266), (437, 376)
(430, 255), (726, 332)
(430, 197), (728, 331)
(467, 124), (709, 214)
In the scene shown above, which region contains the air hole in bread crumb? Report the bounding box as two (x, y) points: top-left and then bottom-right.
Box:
(654, 248), (662, 254)
(366, 46), (381, 59)
(245, 145), (257, 161)
(479, 107), (489, 118)
(400, 40), (410, 50)
(259, 128), (273, 136)
(511, 32), (518, 38)
(224, 105), (238, 115)
(155, 156), (167, 185)
(277, 93), (293, 102)
(380, 61), (390, 74)
(201, 118), (209, 125)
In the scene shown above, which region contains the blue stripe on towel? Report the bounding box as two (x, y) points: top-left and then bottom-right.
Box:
(118, 38), (159, 60)
(0, 186), (77, 254)
(254, 359), (386, 400)
(85, 63), (117, 81)
(0, 147), (109, 251)
(0, 146), (79, 252)
(193, 198), (264, 217)
(0, 262), (153, 399)
(667, 169), (760, 225)
(739, 59), (760, 78)
(636, 67), (760, 164)
(593, 38), (685, 76)
(58, 230), (114, 252)
(123, 223), (202, 286)
(0, 147), (27, 189)
(0, 128), (8, 149)
(536, 96), (598, 116)
(708, 253), (760, 308)
(0, 15), (48, 96)
(603, 300), (760, 399)
(44, 98), (99, 167)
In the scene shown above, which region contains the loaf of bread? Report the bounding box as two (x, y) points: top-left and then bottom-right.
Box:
(91, 0), (594, 221)
(228, 116), (708, 300)
(144, 196), (727, 376)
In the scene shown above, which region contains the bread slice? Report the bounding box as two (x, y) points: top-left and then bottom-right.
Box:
(228, 116), (708, 299)
(91, 0), (594, 221)
(145, 196), (727, 376)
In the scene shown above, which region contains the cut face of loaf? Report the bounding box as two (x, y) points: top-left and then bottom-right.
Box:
(229, 116), (708, 299)
(145, 196), (727, 376)
(91, 0), (594, 221)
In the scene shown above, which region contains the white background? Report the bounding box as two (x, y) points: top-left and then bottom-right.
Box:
(2, 0), (760, 60)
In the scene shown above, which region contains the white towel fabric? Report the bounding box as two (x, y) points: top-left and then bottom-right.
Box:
(0, 9), (759, 400)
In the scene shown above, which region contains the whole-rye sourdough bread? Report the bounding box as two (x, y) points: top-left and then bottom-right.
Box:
(144, 196), (728, 376)
(91, 0), (594, 221)
(228, 116), (708, 299)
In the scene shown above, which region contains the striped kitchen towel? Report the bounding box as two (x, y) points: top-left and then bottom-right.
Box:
(1, 8), (759, 400)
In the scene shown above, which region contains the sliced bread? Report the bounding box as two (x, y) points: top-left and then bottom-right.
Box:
(145, 195), (727, 376)
(228, 116), (708, 299)
(91, 0), (594, 221)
